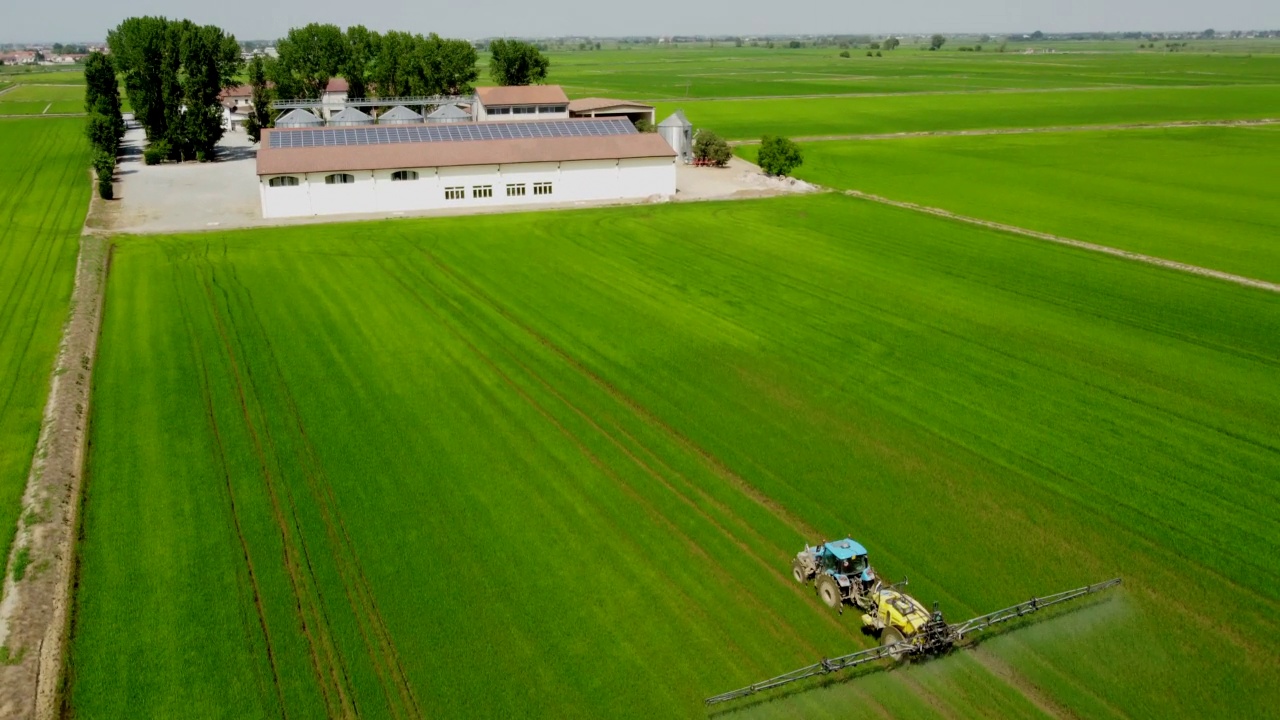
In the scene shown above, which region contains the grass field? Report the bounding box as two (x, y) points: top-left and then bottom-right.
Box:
(0, 69), (86, 85)
(548, 45), (1280, 100)
(657, 83), (1280, 139)
(0, 84), (85, 115)
(738, 126), (1280, 283)
(0, 119), (91, 567)
(70, 195), (1280, 718)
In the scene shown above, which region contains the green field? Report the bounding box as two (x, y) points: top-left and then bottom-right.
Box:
(738, 126), (1280, 282)
(657, 83), (1280, 139)
(70, 195), (1280, 718)
(0, 119), (91, 565)
(548, 45), (1280, 100)
(0, 84), (86, 115)
(0, 69), (86, 84)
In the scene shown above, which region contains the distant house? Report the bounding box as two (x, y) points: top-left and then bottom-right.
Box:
(218, 84), (254, 129)
(320, 78), (349, 120)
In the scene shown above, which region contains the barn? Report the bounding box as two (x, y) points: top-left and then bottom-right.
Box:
(257, 115), (677, 219)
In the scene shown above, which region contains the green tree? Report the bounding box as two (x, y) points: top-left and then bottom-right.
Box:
(108, 16), (171, 139)
(693, 130), (731, 167)
(422, 33), (479, 95)
(488, 38), (550, 85)
(930, 34), (947, 50)
(883, 37), (900, 50)
(757, 135), (803, 176)
(109, 17), (240, 160)
(275, 23), (346, 98)
(244, 55), (276, 143)
(83, 51), (124, 154)
(839, 50), (851, 58)
(343, 25), (376, 99)
(367, 30), (415, 97)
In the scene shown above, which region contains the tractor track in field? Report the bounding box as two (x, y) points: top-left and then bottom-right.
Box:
(387, 249), (955, 718)
(842, 189), (1280, 293)
(174, 269), (290, 719)
(727, 118), (1280, 145)
(220, 260), (424, 720)
(200, 267), (359, 719)
(414, 249), (825, 544)
(0, 125), (64, 422)
(372, 250), (841, 667)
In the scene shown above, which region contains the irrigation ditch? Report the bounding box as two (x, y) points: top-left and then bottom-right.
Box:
(0, 178), (111, 719)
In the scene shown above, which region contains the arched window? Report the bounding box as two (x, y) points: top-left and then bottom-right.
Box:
(391, 170), (419, 181)
(268, 176), (300, 187)
(325, 173), (355, 185)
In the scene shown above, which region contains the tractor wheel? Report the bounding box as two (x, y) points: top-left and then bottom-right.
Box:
(882, 626), (908, 664)
(816, 576), (842, 609)
(791, 560), (808, 584)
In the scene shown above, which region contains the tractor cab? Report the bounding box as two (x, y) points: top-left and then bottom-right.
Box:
(819, 540), (873, 583)
(792, 538), (879, 611)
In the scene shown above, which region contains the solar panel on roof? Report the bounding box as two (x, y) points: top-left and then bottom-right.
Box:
(267, 118), (637, 149)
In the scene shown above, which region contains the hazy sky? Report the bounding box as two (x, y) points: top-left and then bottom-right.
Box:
(5, 1), (1277, 44)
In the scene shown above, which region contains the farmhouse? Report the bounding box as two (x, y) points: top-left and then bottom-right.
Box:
(257, 121), (676, 218)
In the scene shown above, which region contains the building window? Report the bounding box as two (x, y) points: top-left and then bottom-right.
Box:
(268, 176), (300, 187)
(325, 173), (355, 185)
(473, 185), (493, 199)
(489, 107), (511, 115)
(538, 105), (566, 113)
(512, 106), (535, 115)
(506, 183), (526, 197)
(445, 186), (465, 200)
(391, 170), (419, 181)
(533, 182), (553, 196)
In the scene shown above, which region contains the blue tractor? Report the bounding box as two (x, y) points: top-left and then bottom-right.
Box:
(792, 538), (879, 611)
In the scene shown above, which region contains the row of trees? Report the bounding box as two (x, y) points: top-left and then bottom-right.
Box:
(270, 24), (481, 100)
(263, 25), (550, 102)
(245, 25), (550, 142)
(83, 52), (125, 198)
(108, 16), (241, 163)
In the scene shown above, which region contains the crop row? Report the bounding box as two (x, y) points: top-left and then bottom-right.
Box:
(72, 194), (1280, 718)
(0, 119), (90, 572)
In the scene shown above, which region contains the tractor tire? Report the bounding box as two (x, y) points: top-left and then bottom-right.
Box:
(791, 560), (808, 584)
(882, 626), (908, 664)
(816, 575), (842, 609)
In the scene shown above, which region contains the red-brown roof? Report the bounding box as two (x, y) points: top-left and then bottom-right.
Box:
(257, 128), (674, 176)
(475, 85), (569, 107)
(219, 84), (253, 99)
(567, 98), (654, 113)
(325, 77), (349, 93)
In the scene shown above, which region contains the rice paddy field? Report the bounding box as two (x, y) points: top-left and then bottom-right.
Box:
(548, 44), (1280, 100)
(0, 118), (91, 564)
(657, 84), (1280, 140)
(0, 84), (86, 115)
(68, 192), (1280, 718)
(0, 42), (1262, 720)
(739, 126), (1280, 282)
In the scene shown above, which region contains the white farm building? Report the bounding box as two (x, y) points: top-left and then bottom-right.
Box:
(257, 85), (677, 219)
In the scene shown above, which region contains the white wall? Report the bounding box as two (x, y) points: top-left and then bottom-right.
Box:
(259, 157), (677, 219)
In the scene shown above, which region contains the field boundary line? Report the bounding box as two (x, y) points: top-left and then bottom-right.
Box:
(729, 118), (1280, 145)
(843, 189), (1280, 293)
(0, 230), (109, 720)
